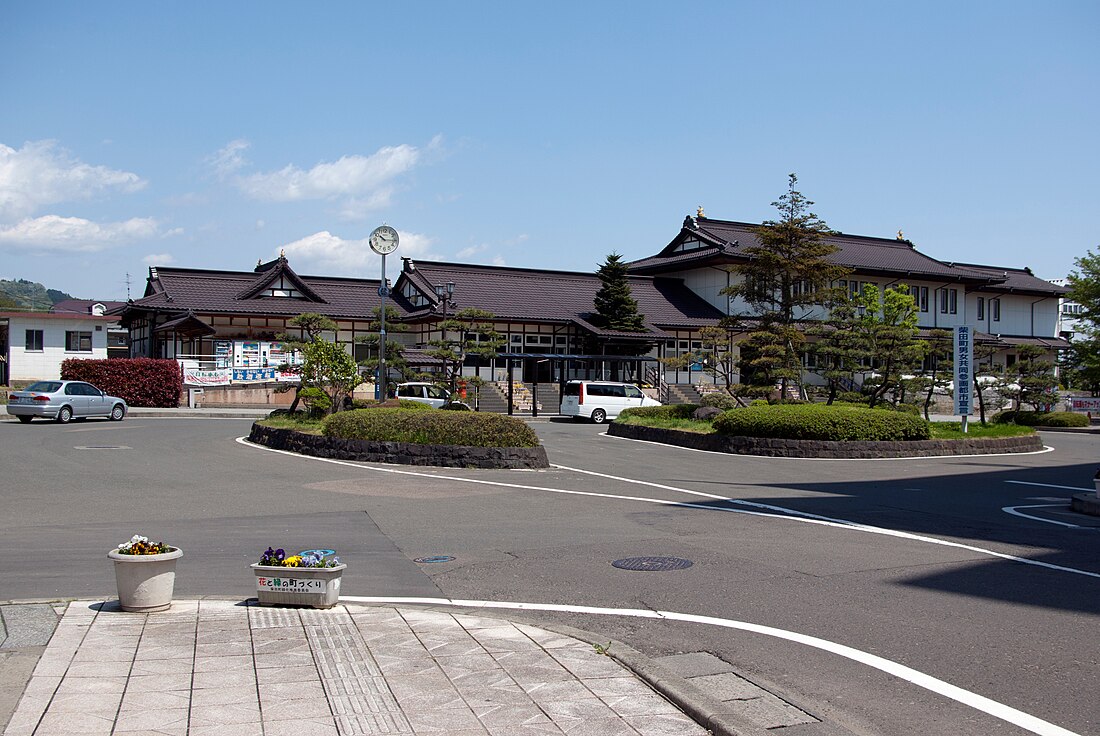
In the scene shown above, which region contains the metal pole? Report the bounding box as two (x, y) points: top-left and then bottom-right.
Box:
(378, 253), (387, 401)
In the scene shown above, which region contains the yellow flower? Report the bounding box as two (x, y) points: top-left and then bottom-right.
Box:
(284, 556), (303, 567)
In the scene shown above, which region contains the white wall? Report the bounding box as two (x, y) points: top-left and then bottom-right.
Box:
(7, 316), (111, 381)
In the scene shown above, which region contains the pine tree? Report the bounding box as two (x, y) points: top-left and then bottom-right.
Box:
(592, 253), (646, 332)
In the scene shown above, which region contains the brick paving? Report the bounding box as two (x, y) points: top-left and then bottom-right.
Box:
(3, 600), (708, 736)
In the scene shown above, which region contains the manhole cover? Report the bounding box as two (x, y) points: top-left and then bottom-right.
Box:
(611, 556), (693, 572)
(73, 446), (132, 450)
(414, 555), (455, 564)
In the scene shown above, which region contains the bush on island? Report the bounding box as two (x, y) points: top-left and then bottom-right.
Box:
(322, 408), (540, 448)
(992, 410), (1088, 427)
(700, 392), (740, 411)
(712, 403), (931, 441)
(618, 405), (699, 421)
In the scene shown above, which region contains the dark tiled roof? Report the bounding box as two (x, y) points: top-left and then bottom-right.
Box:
(950, 263), (1068, 296)
(52, 299), (127, 314)
(123, 264), (412, 319)
(395, 260), (724, 329)
(628, 216), (1007, 285)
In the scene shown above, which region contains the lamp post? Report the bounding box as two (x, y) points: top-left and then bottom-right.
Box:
(369, 225), (399, 401)
(434, 282), (457, 394)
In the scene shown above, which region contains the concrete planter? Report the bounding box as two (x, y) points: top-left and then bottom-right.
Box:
(107, 547), (183, 612)
(251, 563), (346, 609)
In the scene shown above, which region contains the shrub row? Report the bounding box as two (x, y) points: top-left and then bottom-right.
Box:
(322, 408), (541, 448)
(349, 398), (435, 411)
(712, 403), (931, 441)
(992, 410), (1089, 427)
(618, 404), (699, 421)
(60, 358), (182, 408)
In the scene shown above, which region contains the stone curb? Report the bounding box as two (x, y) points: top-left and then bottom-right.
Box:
(608, 422), (1045, 458)
(1071, 492), (1100, 517)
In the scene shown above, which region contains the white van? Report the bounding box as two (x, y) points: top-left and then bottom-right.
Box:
(391, 382), (451, 408)
(559, 381), (661, 423)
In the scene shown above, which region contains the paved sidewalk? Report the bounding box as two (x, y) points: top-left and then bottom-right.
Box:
(3, 600), (709, 736)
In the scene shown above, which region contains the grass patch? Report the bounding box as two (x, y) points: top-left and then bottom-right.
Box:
(256, 413), (325, 435)
(614, 413), (715, 434)
(929, 422), (1036, 439)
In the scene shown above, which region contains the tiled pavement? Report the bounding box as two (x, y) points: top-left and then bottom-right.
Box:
(2, 600), (709, 736)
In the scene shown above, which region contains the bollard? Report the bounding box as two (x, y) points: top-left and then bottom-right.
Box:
(1094, 467), (1100, 498)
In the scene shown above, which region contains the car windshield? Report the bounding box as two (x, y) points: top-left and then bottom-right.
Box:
(26, 381), (62, 393)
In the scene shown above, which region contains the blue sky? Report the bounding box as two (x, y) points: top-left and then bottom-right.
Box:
(1, 1), (1097, 300)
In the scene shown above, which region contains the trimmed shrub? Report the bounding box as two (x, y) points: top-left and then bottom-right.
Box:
(618, 405), (699, 421)
(349, 398), (434, 411)
(700, 392), (739, 410)
(322, 408), (540, 448)
(993, 410), (1089, 427)
(712, 403), (931, 441)
(60, 358), (182, 408)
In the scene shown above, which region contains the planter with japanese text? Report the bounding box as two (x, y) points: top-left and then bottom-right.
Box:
(251, 563), (346, 609)
(108, 547), (183, 613)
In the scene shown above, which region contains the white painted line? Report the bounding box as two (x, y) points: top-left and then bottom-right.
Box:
(339, 595), (1081, 736)
(235, 437), (1100, 579)
(1002, 504), (1085, 529)
(1006, 480), (1093, 492)
(600, 430), (1056, 458)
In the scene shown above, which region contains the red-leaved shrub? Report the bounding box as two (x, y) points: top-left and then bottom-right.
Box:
(61, 358), (182, 408)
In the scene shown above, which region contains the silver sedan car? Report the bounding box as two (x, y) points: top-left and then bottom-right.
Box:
(6, 380), (128, 423)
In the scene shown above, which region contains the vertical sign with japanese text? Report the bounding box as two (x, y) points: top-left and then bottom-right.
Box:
(954, 325), (973, 416)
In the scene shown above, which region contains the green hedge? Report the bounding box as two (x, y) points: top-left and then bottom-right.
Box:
(700, 393), (740, 410)
(992, 410), (1089, 427)
(322, 408), (541, 448)
(712, 403), (931, 441)
(349, 398), (434, 411)
(61, 357), (182, 407)
(618, 405), (699, 421)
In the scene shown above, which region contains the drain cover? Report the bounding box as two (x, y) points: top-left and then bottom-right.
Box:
(74, 445), (131, 450)
(414, 555), (455, 563)
(611, 556), (693, 571)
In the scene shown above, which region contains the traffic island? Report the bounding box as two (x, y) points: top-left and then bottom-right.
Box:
(607, 423), (1045, 458)
(248, 423), (550, 469)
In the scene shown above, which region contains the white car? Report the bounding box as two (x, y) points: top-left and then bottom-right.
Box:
(559, 380), (661, 423)
(391, 382), (451, 408)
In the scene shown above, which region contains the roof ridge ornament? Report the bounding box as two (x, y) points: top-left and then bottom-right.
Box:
(697, 205), (705, 218)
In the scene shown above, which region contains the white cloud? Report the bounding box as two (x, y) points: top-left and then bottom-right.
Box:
(0, 140), (145, 220)
(143, 253), (174, 265)
(0, 215), (159, 252)
(456, 243), (488, 259)
(206, 139), (250, 180)
(280, 229), (437, 276)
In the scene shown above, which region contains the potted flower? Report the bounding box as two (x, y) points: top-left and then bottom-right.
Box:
(251, 547), (345, 609)
(107, 534), (183, 612)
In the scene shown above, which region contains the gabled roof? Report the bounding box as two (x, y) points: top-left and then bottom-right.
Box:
(121, 263), (414, 320)
(395, 259), (724, 331)
(628, 216), (1006, 286)
(52, 299), (127, 315)
(950, 263), (1069, 296)
(236, 255), (326, 303)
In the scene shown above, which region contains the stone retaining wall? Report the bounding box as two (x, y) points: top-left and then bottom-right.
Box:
(607, 423), (1045, 458)
(249, 423), (549, 469)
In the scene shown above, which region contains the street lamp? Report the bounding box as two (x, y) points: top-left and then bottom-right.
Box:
(433, 282), (458, 393)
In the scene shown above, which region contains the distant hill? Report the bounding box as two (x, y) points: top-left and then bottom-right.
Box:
(0, 279), (75, 311)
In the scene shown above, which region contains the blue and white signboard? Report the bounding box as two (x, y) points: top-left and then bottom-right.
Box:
(954, 326), (973, 417)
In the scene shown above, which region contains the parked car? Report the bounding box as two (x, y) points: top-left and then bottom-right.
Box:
(6, 380), (128, 423)
(559, 380), (661, 423)
(390, 382), (451, 408)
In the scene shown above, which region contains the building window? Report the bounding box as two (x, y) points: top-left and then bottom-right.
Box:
(938, 289), (948, 314)
(25, 329), (44, 351)
(977, 297), (985, 320)
(910, 286), (929, 312)
(66, 331), (92, 352)
(992, 298), (1001, 322)
(948, 289), (958, 315)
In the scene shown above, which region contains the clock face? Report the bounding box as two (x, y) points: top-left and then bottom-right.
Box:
(369, 225), (399, 254)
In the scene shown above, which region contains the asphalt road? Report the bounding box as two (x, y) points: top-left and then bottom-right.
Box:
(0, 416), (1097, 736)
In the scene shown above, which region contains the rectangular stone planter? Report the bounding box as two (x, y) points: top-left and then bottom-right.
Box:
(251, 563), (346, 609)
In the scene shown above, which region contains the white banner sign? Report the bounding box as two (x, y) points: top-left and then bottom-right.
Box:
(1070, 397), (1100, 413)
(183, 367), (232, 386)
(954, 326), (973, 416)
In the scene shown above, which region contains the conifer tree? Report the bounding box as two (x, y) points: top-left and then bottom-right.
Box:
(592, 253), (646, 332)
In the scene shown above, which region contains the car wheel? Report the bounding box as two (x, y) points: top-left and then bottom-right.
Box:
(110, 404), (125, 421)
(17, 415), (32, 423)
(590, 409), (607, 424)
(56, 406), (73, 424)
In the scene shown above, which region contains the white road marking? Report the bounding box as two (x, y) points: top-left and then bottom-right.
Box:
(1007, 480), (1093, 492)
(1002, 504), (1085, 529)
(340, 595), (1081, 736)
(236, 437), (1100, 579)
